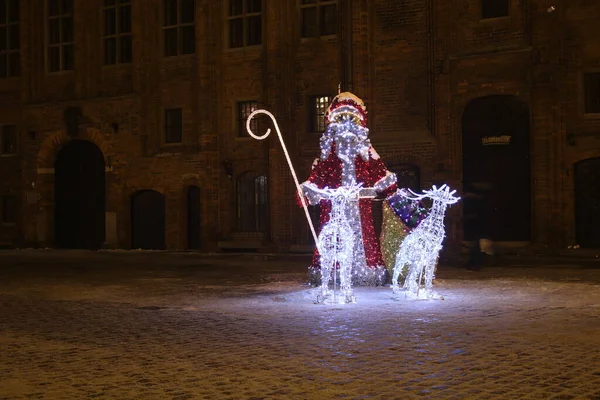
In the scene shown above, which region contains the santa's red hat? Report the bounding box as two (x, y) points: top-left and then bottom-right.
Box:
(325, 92), (368, 127)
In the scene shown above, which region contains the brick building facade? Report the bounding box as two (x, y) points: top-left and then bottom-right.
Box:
(0, 0), (599, 252)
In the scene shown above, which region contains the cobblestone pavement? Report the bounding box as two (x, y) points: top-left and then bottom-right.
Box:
(1, 250), (600, 400)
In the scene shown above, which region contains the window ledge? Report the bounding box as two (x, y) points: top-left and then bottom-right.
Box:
(583, 112), (600, 119)
(223, 44), (262, 54)
(0, 153), (17, 158)
(479, 16), (510, 23)
(1, 222), (16, 227)
(157, 143), (201, 155)
(46, 70), (74, 76)
(300, 34), (338, 44)
(161, 53), (196, 60)
(102, 63), (133, 70)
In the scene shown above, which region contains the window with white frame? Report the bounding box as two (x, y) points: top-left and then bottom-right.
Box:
(227, 0), (262, 48)
(163, 0), (195, 57)
(0, 0), (20, 77)
(47, 0), (74, 72)
(103, 0), (132, 65)
(300, 0), (337, 38)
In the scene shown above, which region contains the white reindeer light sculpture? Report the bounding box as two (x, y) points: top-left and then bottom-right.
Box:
(311, 184), (363, 304)
(391, 184), (460, 299)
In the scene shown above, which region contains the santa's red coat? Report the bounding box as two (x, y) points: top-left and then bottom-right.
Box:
(301, 146), (397, 271)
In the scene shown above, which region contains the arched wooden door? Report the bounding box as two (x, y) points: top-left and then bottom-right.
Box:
(462, 95), (531, 241)
(54, 140), (106, 249)
(574, 158), (600, 248)
(186, 185), (201, 249)
(131, 190), (166, 249)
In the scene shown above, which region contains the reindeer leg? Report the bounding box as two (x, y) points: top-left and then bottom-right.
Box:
(392, 250), (405, 292)
(318, 256), (333, 303)
(424, 257), (435, 293)
(402, 261), (413, 292)
(416, 263), (425, 298)
(341, 259), (355, 303)
(403, 261), (420, 296)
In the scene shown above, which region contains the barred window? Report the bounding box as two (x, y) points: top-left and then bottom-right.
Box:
(237, 172), (268, 232)
(237, 101), (258, 137)
(309, 95), (331, 133)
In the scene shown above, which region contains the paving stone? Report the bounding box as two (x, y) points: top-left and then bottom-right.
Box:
(0, 251), (599, 399)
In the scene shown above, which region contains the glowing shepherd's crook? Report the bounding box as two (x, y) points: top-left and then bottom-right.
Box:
(246, 109), (320, 248)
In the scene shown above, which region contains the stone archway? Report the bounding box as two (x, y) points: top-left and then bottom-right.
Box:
(37, 128), (110, 170)
(54, 140), (106, 249)
(461, 95), (531, 241)
(35, 128), (111, 248)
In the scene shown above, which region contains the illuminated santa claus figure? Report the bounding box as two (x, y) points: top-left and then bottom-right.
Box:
(300, 92), (398, 286)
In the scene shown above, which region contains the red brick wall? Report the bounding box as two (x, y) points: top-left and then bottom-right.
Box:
(0, 99), (23, 245)
(0, 0), (599, 251)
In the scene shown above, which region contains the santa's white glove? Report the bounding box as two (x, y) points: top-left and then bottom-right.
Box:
(359, 188), (377, 198)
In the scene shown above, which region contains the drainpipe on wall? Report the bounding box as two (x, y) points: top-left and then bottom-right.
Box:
(340, 0), (353, 92)
(426, 0), (436, 138)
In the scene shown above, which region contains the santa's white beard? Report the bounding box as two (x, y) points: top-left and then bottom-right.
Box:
(319, 119), (371, 161)
(335, 135), (363, 162)
(335, 136), (362, 185)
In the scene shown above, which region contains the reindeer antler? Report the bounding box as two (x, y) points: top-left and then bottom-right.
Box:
(399, 188), (428, 201)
